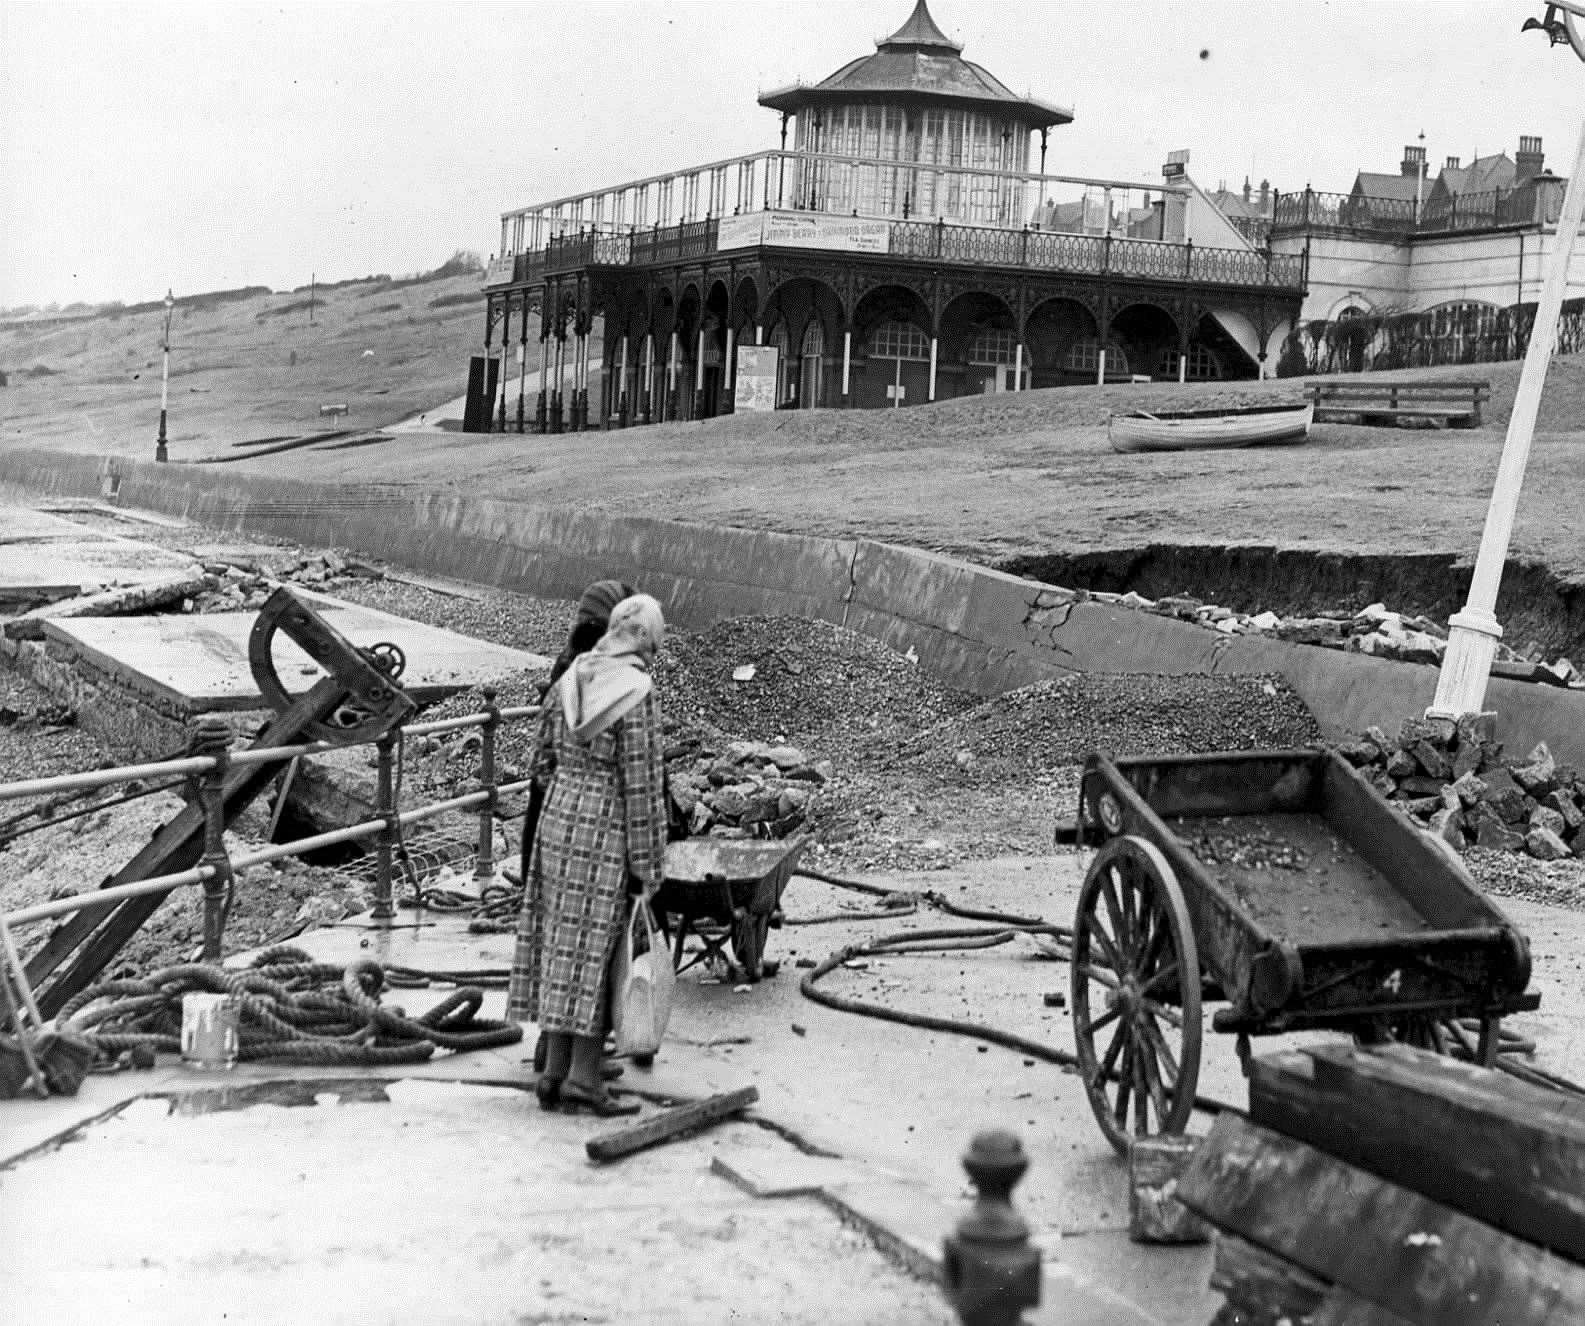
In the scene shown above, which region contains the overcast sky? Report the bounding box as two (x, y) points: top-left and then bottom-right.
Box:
(4, 0), (1583, 309)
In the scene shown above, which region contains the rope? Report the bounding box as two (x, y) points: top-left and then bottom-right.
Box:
(58, 945), (522, 1067)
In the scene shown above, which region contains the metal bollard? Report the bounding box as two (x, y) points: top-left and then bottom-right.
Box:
(191, 717), (235, 963)
(942, 1130), (1042, 1326)
(373, 731), (397, 921)
(474, 687), (499, 884)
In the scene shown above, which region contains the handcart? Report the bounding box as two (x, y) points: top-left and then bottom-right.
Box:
(652, 836), (809, 983)
(1069, 748), (1539, 1154)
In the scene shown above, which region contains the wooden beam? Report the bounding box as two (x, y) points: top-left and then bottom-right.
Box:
(1177, 1114), (1585, 1325)
(1311, 1284), (1421, 1326)
(1210, 1232), (1329, 1322)
(585, 1086), (758, 1164)
(1249, 1043), (1585, 1264)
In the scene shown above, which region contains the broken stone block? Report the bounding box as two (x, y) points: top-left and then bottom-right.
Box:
(1428, 806), (1466, 849)
(1397, 775), (1448, 799)
(1514, 746), (1558, 798)
(763, 745), (807, 770)
(1455, 712), (1499, 748)
(1452, 742), (1486, 780)
(1385, 748), (1417, 779)
(1472, 804), (1526, 852)
(1527, 827), (1572, 861)
(1399, 716), (1453, 749)
(1249, 611), (1282, 631)
(1531, 805), (1567, 839)
(1336, 738), (1382, 767)
(1450, 771), (1487, 807)
(1411, 741), (1452, 780)
(1543, 789), (1584, 832)
(1476, 767), (1533, 824)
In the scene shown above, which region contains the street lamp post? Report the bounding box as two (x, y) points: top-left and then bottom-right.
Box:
(154, 290), (174, 463)
(1427, 16), (1585, 720)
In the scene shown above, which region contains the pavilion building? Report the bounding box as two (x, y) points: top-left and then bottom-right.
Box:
(472, 0), (1306, 432)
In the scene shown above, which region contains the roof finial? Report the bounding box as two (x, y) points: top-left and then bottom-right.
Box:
(879, 0), (963, 54)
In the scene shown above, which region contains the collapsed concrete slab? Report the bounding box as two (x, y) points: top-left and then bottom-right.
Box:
(38, 595), (546, 713)
(0, 504), (201, 610)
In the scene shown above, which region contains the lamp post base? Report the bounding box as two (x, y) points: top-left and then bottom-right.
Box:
(1426, 607), (1503, 720)
(155, 410), (168, 464)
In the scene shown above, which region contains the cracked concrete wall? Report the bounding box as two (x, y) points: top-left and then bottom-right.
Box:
(4, 447), (1583, 767)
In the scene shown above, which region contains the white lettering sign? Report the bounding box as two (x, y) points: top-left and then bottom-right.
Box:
(713, 211), (891, 255)
(734, 345), (780, 413)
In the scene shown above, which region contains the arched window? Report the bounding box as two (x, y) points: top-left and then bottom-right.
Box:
(800, 321), (826, 409)
(1065, 339), (1129, 375)
(967, 327), (1016, 365)
(870, 320), (930, 359)
(1157, 344), (1221, 380)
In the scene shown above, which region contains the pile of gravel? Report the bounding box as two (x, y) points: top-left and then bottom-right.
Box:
(865, 672), (1323, 787)
(651, 615), (978, 753)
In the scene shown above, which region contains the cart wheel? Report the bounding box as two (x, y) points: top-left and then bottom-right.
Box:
(1071, 835), (1202, 1156)
(731, 910), (770, 983)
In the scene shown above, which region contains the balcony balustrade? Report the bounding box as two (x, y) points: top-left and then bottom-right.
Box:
(1273, 182), (1564, 237)
(486, 148), (1303, 294)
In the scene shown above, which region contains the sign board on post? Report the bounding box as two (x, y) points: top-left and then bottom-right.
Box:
(734, 345), (780, 413)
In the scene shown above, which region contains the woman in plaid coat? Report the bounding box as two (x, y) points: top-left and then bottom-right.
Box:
(508, 594), (668, 1116)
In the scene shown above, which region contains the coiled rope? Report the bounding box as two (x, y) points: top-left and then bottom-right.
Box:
(58, 945), (522, 1066)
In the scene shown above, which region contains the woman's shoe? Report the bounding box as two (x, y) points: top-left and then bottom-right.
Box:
(535, 1075), (563, 1112)
(557, 1080), (640, 1117)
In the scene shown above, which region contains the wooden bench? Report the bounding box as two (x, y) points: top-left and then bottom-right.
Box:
(1307, 378), (1490, 428)
(318, 402), (350, 419)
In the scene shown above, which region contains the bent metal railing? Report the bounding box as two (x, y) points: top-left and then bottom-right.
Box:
(1, 692), (540, 975)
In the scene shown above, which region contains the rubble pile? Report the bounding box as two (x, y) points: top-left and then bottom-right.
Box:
(664, 735), (830, 839)
(188, 551), (371, 613)
(1070, 588), (1580, 685)
(1336, 715), (1585, 861)
(882, 672), (1324, 784)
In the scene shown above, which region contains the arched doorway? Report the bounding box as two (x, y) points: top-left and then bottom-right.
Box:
(799, 322), (826, 408)
(869, 320), (930, 407)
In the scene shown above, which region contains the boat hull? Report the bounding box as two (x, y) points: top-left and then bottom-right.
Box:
(1108, 403), (1314, 453)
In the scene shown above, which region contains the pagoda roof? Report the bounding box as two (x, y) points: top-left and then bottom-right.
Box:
(758, 0), (1072, 129)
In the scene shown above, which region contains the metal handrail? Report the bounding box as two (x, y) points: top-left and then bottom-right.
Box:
(1, 694), (544, 968)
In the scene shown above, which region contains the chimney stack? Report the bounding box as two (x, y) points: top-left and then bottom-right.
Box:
(1401, 143), (1427, 177)
(1445, 156), (1461, 172)
(1516, 135), (1544, 183)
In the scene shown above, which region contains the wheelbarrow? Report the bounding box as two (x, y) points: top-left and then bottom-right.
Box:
(651, 836), (808, 983)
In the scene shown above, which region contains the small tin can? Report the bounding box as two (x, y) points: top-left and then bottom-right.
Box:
(180, 993), (239, 1071)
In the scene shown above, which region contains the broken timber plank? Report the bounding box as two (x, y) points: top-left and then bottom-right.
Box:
(3, 570), (207, 640)
(1249, 1043), (1585, 1264)
(1209, 1232), (1329, 1323)
(1177, 1113), (1585, 1326)
(585, 1086), (758, 1164)
(1310, 1284), (1421, 1326)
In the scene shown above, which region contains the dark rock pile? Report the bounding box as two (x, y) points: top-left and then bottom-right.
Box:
(1070, 589), (1579, 686)
(665, 734), (829, 839)
(1336, 715), (1585, 861)
(190, 551), (371, 613)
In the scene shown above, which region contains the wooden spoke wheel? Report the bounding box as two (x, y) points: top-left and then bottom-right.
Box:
(1071, 835), (1202, 1155)
(730, 910), (770, 982)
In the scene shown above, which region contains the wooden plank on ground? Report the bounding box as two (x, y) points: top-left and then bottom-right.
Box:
(1177, 1113), (1585, 1326)
(1249, 1043), (1585, 1264)
(1311, 1284), (1422, 1326)
(585, 1086), (758, 1164)
(1209, 1232), (1329, 1323)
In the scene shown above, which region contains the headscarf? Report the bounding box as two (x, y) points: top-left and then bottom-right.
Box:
(558, 594), (666, 742)
(546, 579), (637, 687)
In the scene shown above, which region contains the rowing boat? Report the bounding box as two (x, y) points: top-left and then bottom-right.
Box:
(1108, 403), (1314, 453)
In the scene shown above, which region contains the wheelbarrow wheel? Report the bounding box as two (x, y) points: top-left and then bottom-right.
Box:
(1071, 835), (1202, 1156)
(730, 910), (770, 983)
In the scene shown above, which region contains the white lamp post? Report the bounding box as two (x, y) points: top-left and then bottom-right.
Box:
(1427, 86), (1585, 716)
(154, 290), (174, 463)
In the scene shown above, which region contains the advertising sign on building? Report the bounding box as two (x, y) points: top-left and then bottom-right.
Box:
(714, 211), (891, 255)
(764, 214), (890, 253)
(734, 345), (780, 413)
